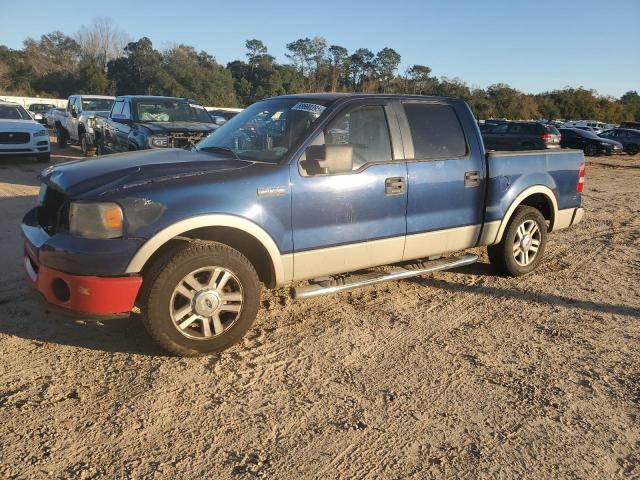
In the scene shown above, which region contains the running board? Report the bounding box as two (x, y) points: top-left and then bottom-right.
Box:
(294, 254), (478, 299)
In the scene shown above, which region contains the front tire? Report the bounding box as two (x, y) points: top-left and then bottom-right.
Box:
(139, 241), (261, 356)
(627, 144), (639, 155)
(95, 138), (105, 156)
(56, 126), (67, 148)
(80, 133), (92, 156)
(488, 206), (548, 276)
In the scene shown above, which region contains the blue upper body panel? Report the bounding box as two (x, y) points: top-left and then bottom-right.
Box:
(485, 150), (583, 223)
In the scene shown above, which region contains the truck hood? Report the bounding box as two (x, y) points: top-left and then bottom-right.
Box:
(82, 110), (111, 118)
(41, 148), (255, 198)
(0, 119), (43, 131)
(142, 122), (216, 134)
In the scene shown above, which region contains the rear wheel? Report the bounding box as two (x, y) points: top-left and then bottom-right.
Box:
(139, 241), (261, 356)
(584, 143), (597, 156)
(627, 144), (639, 155)
(488, 206), (548, 276)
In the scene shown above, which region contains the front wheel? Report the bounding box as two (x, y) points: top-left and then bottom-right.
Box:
(627, 144), (639, 155)
(139, 241), (261, 356)
(80, 133), (92, 156)
(488, 206), (548, 276)
(56, 126), (67, 148)
(95, 138), (105, 156)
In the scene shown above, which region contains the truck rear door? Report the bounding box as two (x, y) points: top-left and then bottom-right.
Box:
(395, 100), (486, 260)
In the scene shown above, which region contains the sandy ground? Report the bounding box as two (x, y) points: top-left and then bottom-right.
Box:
(0, 142), (639, 479)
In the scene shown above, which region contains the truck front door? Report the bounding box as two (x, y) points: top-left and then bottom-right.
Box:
(113, 100), (133, 152)
(396, 100), (486, 260)
(290, 100), (407, 281)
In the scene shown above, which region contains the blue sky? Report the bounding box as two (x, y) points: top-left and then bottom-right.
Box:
(1, 0), (638, 97)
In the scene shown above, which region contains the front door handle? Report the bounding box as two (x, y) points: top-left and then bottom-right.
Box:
(464, 171), (480, 187)
(385, 177), (405, 195)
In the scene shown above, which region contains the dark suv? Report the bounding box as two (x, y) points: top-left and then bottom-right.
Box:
(599, 128), (640, 155)
(482, 122), (561, 151)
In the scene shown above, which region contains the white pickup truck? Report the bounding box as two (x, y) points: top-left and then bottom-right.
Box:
(54, 95), (114, 155)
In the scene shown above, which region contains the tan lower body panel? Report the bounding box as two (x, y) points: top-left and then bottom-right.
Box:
(403, 224), (482, 260)
(553, 207), (584, 231)
(293, 236), (405, 282)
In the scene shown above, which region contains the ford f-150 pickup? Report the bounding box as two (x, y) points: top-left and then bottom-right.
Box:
(22, 93), (585, 356)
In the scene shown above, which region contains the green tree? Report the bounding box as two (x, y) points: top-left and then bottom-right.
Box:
(327, 45), (348, 92)
(245, 39), (267, 70)
(107, 37), (164, 95)
(374, 48), (401, 92)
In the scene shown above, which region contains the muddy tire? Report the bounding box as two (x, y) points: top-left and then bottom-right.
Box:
(488, 206), (548, 276)
(138, 241), (261, 356)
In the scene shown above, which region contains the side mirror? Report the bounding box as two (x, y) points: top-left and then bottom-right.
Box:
(112, 115), (131, 125)
(71, 106), (78, 118)
(213, 116), (226, 126)
(302, 144), (353, 175)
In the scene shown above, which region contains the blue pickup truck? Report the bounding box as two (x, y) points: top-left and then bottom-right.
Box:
(22, 94), (585, 356)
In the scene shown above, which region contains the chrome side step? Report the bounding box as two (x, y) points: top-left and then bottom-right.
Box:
(294, 254), (478, 299)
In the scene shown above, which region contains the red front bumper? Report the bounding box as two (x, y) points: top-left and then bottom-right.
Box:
(24, 248), (143, 315)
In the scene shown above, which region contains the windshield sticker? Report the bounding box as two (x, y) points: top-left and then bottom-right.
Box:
(291, 102), (326, 115)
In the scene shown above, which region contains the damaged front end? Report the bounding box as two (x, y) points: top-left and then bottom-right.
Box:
(148, 132), (211, 150)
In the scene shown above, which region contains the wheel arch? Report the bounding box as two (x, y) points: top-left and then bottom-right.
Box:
(493, 186), (558, 244)
(126, 215), (291, 288)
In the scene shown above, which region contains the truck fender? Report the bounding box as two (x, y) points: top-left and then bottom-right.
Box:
(125, 214), (292, 286)
(492, 185), (558, 244)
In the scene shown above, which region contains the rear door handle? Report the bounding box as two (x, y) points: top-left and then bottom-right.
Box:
(464, 171), (480, 187)
(385, 177), (405, 195)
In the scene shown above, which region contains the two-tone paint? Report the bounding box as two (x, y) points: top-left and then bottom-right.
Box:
(22, 93), (585, 315)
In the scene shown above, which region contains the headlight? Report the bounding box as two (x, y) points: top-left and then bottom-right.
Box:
(149, 135), (169, 148)
(34, 129), (47, 137)
(69, 202), (123, 239)
(87, 117), (96, 129)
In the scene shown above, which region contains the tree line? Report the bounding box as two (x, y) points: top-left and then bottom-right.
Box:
(1, 18), (639, 122)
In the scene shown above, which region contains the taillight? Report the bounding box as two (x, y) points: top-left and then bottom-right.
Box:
(577, 163), (585, 193)
(541, 133), (553, 142)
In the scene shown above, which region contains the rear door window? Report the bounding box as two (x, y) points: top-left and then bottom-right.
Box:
(403, 103), (467, 159)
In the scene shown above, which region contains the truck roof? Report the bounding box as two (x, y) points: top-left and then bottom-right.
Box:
(272, 92), (464, 103)
(72, 95), (115, 99)
(115, 95), (201, 103)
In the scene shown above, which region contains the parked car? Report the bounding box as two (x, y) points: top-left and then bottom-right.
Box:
(599, 128), (640, 155)
(55, 95), (115, 155)
(619, 121), (640, 130)
(43, 108), (65, 128)
(28, 103), (56, 124)
(482, 121), (561, 150)
(575, 125), (603, 135)
(0, 101), (50, 162)
(564, 120), (607, 131)
(23, 93), (585, 355)
(558, 127), (623, 156)
(94, 96), (217, 155)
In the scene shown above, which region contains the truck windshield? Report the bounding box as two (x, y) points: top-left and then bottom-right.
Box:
(195, 98), (331, 163)
(136, 101), (212, 123)
(82, 98), (114, 111)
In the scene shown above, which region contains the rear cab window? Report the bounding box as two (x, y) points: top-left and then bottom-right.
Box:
(402, 102), (467, 159)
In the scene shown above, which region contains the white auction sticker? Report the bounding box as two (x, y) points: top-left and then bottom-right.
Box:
(291, 102), (326, 115)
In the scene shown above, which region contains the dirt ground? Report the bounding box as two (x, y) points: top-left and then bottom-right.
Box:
(0, 142), (639, 479)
